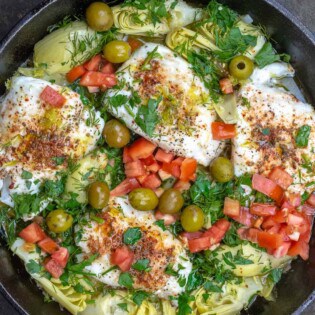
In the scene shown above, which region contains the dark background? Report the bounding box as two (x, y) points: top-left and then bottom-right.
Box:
(0, 0), (314, 314)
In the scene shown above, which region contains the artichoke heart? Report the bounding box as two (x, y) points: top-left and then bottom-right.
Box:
(112, 0), (202, 36)
(34, 21), (106, 74)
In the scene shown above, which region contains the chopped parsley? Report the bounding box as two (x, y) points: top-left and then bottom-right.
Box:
(51, 156), (66, 166)
(132, 290), (150, 306)
(123, 227), (142, 245)
(118, 303), (128, 311)
(154, 219), (166, 231)
(21, 170), (33, 180)
(118, 272), (134, 289)
(204, 281), (223, 292)
(268, 268), (282, 283)
(135, 96), (161, 137)
(132, 259), (151, 271)
(295, 125), (311, 147)
(26, 260), (42, 274)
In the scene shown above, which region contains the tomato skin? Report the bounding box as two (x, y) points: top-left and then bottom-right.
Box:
(84, 54), (102, 71)
(124, 160), (146, 178)
(38, 237), (59, 254)
(44, 258), (64, 278)
(211, 122), (236, 140)
(154, 211), (179, 225)
(180, 158), (197, 182)
(80, 71), (117, 87)
(287, 213), (305, 226)
(307, 192), (315, 207)
(141, 155), (160, 173)
(180, 231), (203, 240)
(188, 236), (211, 253)
(272, 242), (291, 258)
(288, 240), (309, 260)
(162, 162), (180, 178)
(111, 246), (134, 271)
(51, 247), (69, 268)
(127, 37), (143, 52)
(252, 174), (284, 204)
(219, 78), (233, 94)
(110, 178), (140, 197)
(19, 223), (46, 243)
(155, 149), (174, 163)
(237, 227), (260, 243)
(128, 138), (157, 160)
(257, 231), (283, 249)
(223, 197), (240, 217)
(203, 219), (230, 245)
(40, 86), (66, 108)
(123, 147), (132, 163)
(66, 65), (86, 83)
(250, 203), (277, 216)
(141, 173), (161, 189)
(101, 62), (115, 74)
(230, 207), (255, 227)
(268, 167), (293, 190)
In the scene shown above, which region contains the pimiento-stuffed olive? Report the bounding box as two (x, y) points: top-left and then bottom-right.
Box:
(229, 55), (254, 80)
(181, 205), (204, 232)
(210, 157), (234, 183)
(129, 188), (159, 211)
(158, 189), (184, 214)
(46, 209), (73, 233)
(86, 2), (114, 32)
(103, 119), (131, 148)
(103, 40), (131, 63)
(88, 181), (110, 209)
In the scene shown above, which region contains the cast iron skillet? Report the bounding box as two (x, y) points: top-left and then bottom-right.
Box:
(1, 0), (315, 314)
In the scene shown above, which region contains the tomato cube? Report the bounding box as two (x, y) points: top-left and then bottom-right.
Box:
(173, 180), (191, 192)
(257, 231), (283, 249)
(19, 223), (46, 244)
(141, 173), (161, 189)
(250, 203), (277, 216)
(38, 237), (59, 254)
(180, 158), (197, 182)
(101, 62), (115, 74)
(219, 78), (233, 94)
(66, 65), (86, 83)
(230, 207), (255, 227)
(211, 122), (236, 140)
(51, 247), (69, 268)
(188, 236), (211, 253)
(268, 167), (293, 190)
(128, 138), (157, 160)
(40, 86), (66, 108)
(223, 197), (240, 217)
(123, 147), (132, 163)
(124, 160), (146, 178)
(307, 192), (315, 207)
(110, 178), (140, 197)
(288, 240), (309, 260)
(44, 258), (64, 278)
(84, 54), (102, 71)
(111, 246), (134, 272)
(155, 149), (174, 163)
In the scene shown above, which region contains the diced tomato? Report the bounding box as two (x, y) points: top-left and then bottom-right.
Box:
(84, 54), (102, 71)
(302, 203), (315, 216)
(287, 213), (305, 226)
(223, 197), (240, 217)
(188, 236), (211, 253)
(51, 247), (69, 268)
(153, 187), (164, 198)
(111, 246), (134, 272)
(230, 207), (255, 227)
(252, 174), (284, 204)
(279, 225), (291, 242)
(173, 180), (191, 192)
(127, 37), (143, 52)
(128, 138), (157, 160)
(237, 228), (259, 243)
(267, 224), (281, 234)
(19, 223), (46, 244)
(137, 174), (149, 184)
(250, 203), (277, 216)
(162, 162), (181, 178)
(141, 155), (160, 173)
(40, 86), (66, 108)
(272, 242), (291, 258)
(172, 157), (184, 166)
(180, 158), (197, 182)
(211, 122), (236, 140)
(38, 237), (59, 254)
(257, 231), (283, 249)
(271, 209), (288, 224)
(154, 211), (178, 225)
(288, 240), (309, 260)
(141, 155), (155, 166)
(307, 192), (315, 207)
(287, 230), (300, 241)
(253, 217), (264, 229)
(180, 231), (203, 240)
(142, 173), (161, 189)
(158, 169), (173, 181)
(203, 219), (230, 245)
(282, 193), (301, 209)
(123, 147), (132, 163)
(80, 71), (117, 87)
(66, 65), (86, 83)
(87, 86), (100, 93)
(124, 160), (146, 178)
(155, 149), (174, 163)
(268, 167), (293, 190)
(100, 62), (115, 74)
(110, 178), (140, 197)
(44, 258), (64, 278)
(219, 78), (233, 94)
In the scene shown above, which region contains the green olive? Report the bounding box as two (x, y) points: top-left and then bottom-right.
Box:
(103, 40), (131, 63)
(210, 157), (234, 183)
(181, 205), (204, 232)
(46, 209), (73, 233)
(229, 55), (254, 80)
(158, 188), (184, 214)
(129, 188), (159, 211)
(88, 181), (110, 209)
(86, 2), (114, 32)
(103, 119), (130, 148)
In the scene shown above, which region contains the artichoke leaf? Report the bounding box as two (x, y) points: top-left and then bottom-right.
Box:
(213, 94), (238, 124)
(112, 0), (202, 36)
